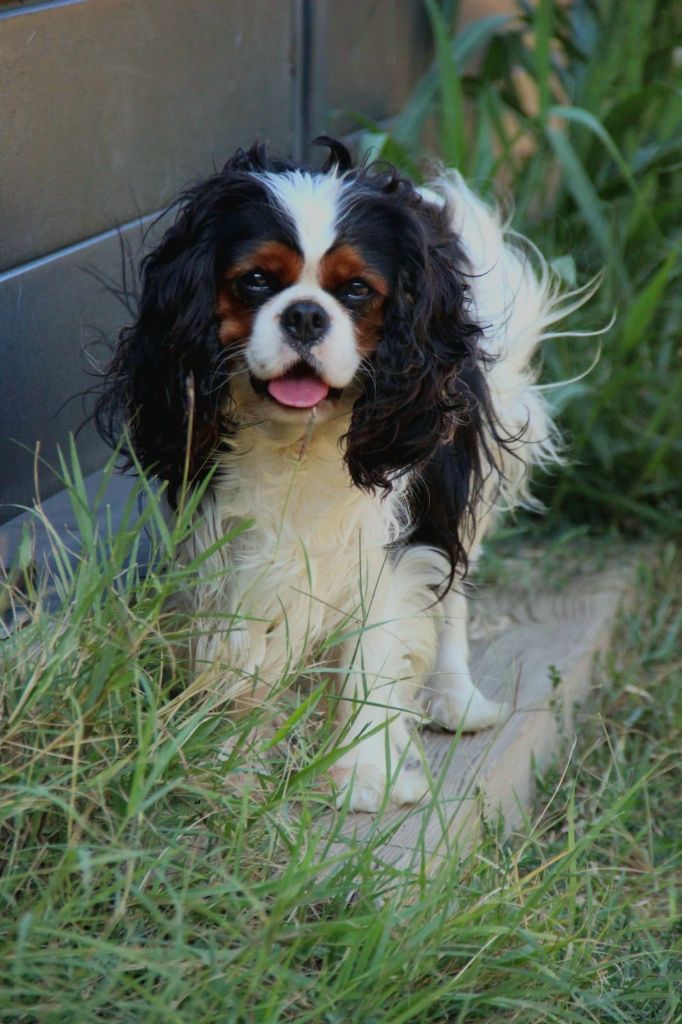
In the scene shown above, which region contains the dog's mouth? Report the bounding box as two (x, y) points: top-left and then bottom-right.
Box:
(251, 363), (342, 409)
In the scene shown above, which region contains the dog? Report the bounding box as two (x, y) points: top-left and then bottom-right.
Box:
(97, 137), (578, 812)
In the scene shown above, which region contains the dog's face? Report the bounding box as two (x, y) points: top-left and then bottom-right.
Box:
(215, 168), (396, 427)
(97, 139), (490, 512)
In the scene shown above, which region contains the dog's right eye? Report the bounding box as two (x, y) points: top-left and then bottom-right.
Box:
(235, 270), (272, 299)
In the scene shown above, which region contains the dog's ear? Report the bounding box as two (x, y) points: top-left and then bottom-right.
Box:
(95, 192), (231, 503)
(344, 230), (498, 580)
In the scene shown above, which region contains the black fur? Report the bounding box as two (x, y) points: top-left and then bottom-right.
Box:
(95, 155), (300, 502)
(95, 138), (503, 585)
(336, 164), (500, 583)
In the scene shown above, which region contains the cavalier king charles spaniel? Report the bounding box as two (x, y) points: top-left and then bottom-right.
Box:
(97, 137), (574, 812)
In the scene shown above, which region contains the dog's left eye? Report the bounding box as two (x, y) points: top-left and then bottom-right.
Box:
(236, 269), (272, 298)
(339, 278), (374, 302)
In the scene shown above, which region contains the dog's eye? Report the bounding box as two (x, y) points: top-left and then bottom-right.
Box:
(236, 269), (272, 297)
(339, 278), (374, 302)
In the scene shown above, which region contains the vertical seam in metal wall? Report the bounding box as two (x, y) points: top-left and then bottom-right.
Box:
(299, 0), (313, 157)
(292, 0), (315, 161)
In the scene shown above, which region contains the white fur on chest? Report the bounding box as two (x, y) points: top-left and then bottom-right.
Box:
(194, 418), (408, 676)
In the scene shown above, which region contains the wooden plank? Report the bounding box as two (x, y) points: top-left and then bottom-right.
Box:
(331, 559), (636, 869)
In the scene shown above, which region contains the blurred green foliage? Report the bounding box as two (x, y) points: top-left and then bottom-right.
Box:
(355, 0), (682, 535)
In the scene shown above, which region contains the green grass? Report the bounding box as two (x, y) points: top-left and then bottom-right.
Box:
(1, 455), (680, 1023)
(354, 0), (682, 539)
(2, 2), (681, 1020)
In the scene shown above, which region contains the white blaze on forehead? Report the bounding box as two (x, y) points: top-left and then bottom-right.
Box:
(261, 171), (346, 279)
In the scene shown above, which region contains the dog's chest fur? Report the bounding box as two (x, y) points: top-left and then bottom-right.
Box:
(194, 419), (408, 674)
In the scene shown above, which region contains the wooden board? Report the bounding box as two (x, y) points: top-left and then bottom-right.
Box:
(330, 557), (636, 870)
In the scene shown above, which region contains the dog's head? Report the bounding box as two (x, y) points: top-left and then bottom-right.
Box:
(97, 138), (492, 517)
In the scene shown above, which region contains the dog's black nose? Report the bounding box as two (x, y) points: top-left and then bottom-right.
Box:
(281, 301), (330, 346)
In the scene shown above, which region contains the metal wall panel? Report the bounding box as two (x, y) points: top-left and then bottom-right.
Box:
(0, 217), (168, 518)
(1, 0), (435, 523)
(0, 0), (298, 520)
(0, 0), (295, 271)
(324, 0), (431, 137)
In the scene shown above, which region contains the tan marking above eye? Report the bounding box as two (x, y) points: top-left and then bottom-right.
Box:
(227, 241), (303, 287)
(319, 244), (389, 297)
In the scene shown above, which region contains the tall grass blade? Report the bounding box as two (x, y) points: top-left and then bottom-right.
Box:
(424, 0), (466, 168)
(534, 0), (553, 123)
(545, 125), (628, 284)
(620, 247), (680, 356)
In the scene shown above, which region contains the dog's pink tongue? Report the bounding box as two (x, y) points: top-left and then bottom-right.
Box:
(267, 374), (330, 408)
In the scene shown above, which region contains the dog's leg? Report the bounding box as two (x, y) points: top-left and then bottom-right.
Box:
(330, 638), (428, 812)
(426, 586), (510, 732)
(329, 551), (442, 812)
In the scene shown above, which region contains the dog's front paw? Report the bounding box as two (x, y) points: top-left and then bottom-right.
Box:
(428, 688), (511, 732)
(330, 759), (429, 812)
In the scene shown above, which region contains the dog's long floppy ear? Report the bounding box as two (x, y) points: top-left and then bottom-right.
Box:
(344, 224), (499, 580)
(95, 191), (232, 504)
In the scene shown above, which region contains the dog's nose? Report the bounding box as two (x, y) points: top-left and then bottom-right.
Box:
(280, 301), (330, 346)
